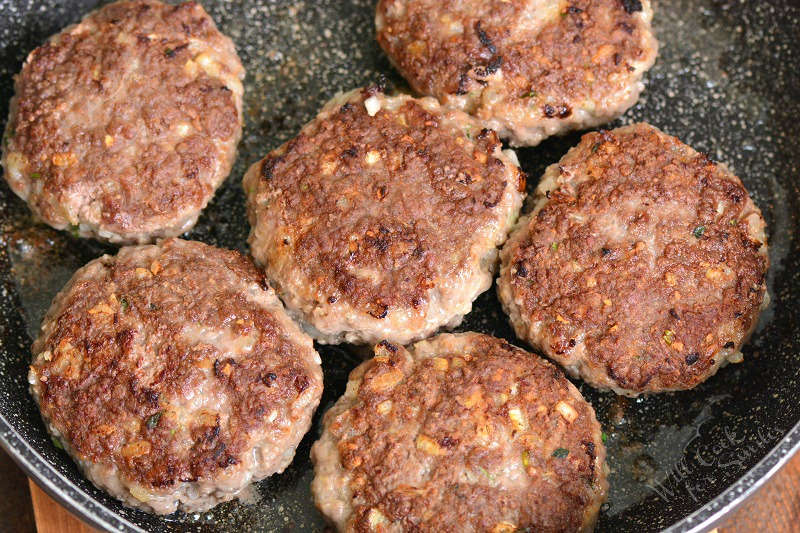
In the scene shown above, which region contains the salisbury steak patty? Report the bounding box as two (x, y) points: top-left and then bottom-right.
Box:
(244, 87), (525, 345)
(376, 0), (658, 147)
(311, 332), (608, 532)
(498, 124), (769, 396)
(2, 0), (244, 243)
(28, 239), (323, 514)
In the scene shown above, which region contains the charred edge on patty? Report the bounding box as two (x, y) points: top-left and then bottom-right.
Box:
(475, 21), (496, 55)
(621, 0), (643, 14)
(260, 156), (282, 182)
(543, 104), (573, 119)
(377, 340), (399, 353)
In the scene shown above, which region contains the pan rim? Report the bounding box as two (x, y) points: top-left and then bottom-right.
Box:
(664, 420), (800, 532)
(0, 409), (143, 533)
(0, 403), (797, 532)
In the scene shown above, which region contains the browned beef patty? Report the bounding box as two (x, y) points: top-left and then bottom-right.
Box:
(2, 0), (244, 243)
(28, 239), (323, 514)
(498, 123), (769, 396)
(244, 87), (525, 345)
(376, 0), (658, 147)
(311, 332), (608, 532)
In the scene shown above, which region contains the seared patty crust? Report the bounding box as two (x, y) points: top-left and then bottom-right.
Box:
(498, 124), (769, 396)
(29, 239), (323, 514)
(244, 87), (525, 345)
(2, 0), (244, 243)
(376, 0), (658, 147)
(311, 332), (608, 532)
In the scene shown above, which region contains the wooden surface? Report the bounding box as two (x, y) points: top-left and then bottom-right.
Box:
(28, 451), (800, 533)
(714, 448), (800, 533)
(0, 448), (35, 532)
(30, 480), (97, 533)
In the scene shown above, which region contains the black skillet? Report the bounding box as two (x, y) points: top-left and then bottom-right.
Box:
(1, 0), (799, 531)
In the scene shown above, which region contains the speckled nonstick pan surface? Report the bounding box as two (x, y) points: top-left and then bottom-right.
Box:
(0, 1), (798, 531)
